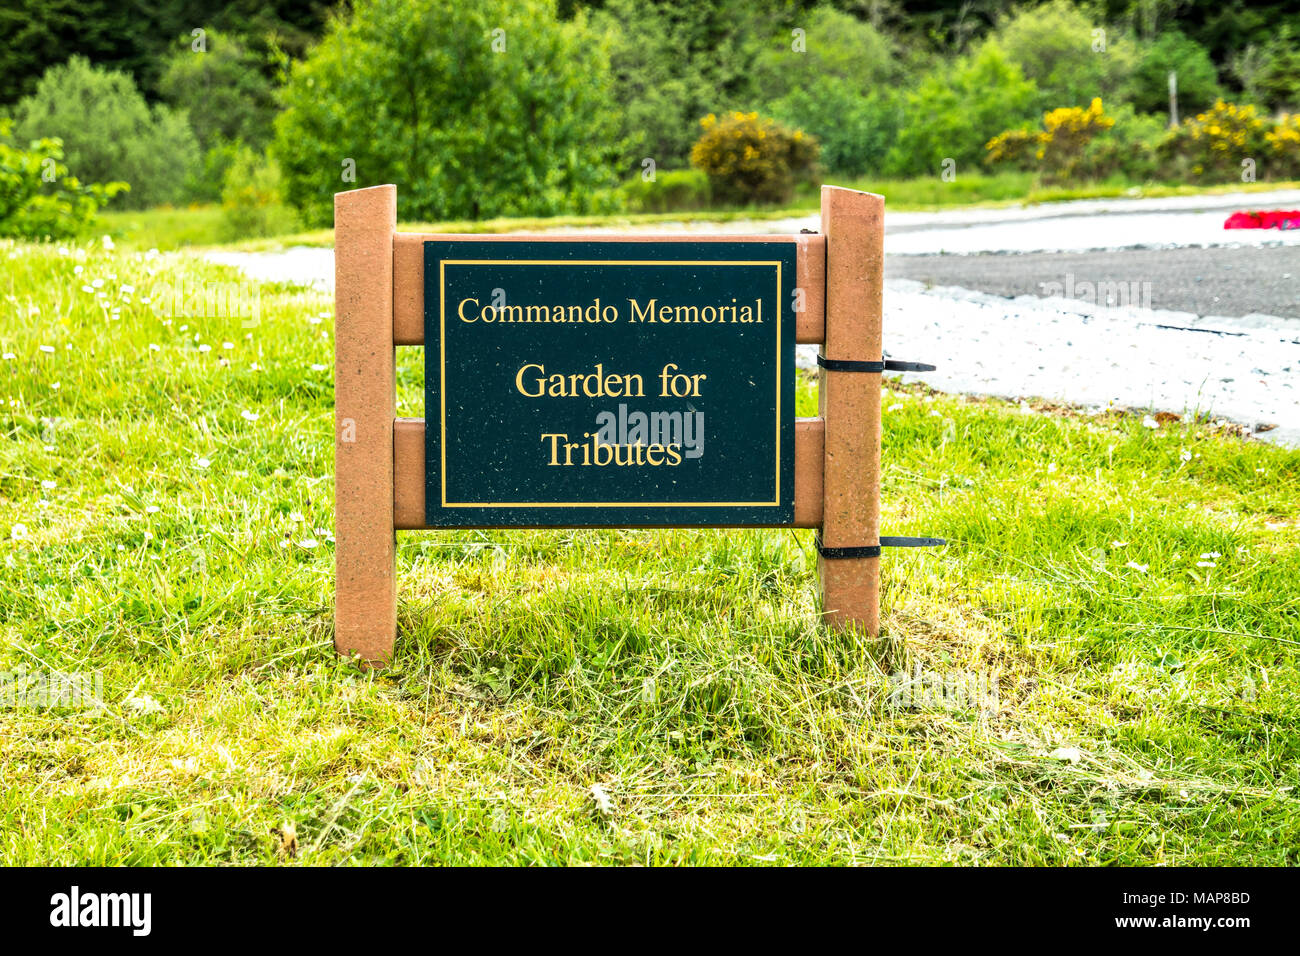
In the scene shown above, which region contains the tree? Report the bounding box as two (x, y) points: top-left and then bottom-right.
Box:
(158, 29), (277, 151)
(13, 56), (198, 208)
(1253, 27), (1300, 110)
(769, 81), (903, 177)
(0, 0), (332, 105)
(273, 0), (622, 225)
(886, 41), (1039, 177)
(1126, 30), (1221, 116)
(750, 6), (901, 103)
(593, 0), (784, 171)
(991, 0), (1138, 111)
(755, 7), (904, 178)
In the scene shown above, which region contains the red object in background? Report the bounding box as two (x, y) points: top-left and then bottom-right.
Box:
(1224, 210), (1300, 229)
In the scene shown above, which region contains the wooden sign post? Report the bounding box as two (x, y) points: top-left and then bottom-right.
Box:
(335, 183), (934, 664)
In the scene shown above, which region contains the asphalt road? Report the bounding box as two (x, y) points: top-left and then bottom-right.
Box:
(886, 244), (1300, 321)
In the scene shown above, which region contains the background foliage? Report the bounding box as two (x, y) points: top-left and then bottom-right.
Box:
(12, 56), (198, 209)
(273, 0), (622, 226)
(2, 0), (1299, 233)
(0, 119), (126, 238)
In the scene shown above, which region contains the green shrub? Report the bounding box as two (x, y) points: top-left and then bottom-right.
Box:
(886, 42), (1038, 177)
(1094, 103), (1165, 181)
(13, 56), (198, 209)
(273, 0), (622, 226)
(689, 111), (818, 206)
(768, 81), (902, 178)
(1039, 100), (1116, 184)
(620, 168), (711, 213)
(1253, 29), (1300, 111)
(1159, 100), (1271, 182)
(1127, 31), (1221, 117)
(1265, 114), (1300, 179)
(0, 118), (127, 239)
(750, 7), (899, 103)
(218, 147), (300, 241)
(593, 0), (780, 171)
(159, 28), (278, 206)
(983, 127), (1041, 172)
(987, 99), (1165, 185)
(990, 0), (1136, 112)
(158, 29), (277, 152)
(184, 138), (246, 204)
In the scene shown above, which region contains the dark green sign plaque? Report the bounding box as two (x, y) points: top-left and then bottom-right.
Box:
(423, 240), (795, 527)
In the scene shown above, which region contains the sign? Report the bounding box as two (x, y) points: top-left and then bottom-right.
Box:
(333, 183), (905, 664)
(422, 241), (796, 526)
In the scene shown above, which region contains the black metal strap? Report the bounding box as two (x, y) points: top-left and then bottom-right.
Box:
(814, 533), (946, 559)
(816, 356), (937, 373)
(816, 541), (881, 559)
(817, 357), (885, 373)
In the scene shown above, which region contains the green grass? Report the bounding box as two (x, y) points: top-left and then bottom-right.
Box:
(2, 238), (1298, 865)
(91, 205), (228, 251)
(88, 175), (1300, 252)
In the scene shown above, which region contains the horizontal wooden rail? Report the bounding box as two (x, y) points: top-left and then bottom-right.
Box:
(394, 417), (824, 529)
(393, 232), (826, 346)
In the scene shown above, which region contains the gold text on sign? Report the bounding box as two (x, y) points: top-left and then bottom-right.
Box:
(514, 363), (706, 399)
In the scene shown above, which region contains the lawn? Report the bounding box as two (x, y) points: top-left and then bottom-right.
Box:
(1, 238), (1298, 864)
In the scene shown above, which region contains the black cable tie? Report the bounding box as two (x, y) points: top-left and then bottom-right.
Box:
(817, 356), (885, 373)
(883, 359), (938, 373)
(816, 356), (937, 373)
(880, 536), (948, 549)
(815, 541), (881, 559)
(814, 532), (946, 559)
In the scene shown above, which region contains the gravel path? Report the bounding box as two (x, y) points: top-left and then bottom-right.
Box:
(853, 280), (1300, 447)
(887, 245), (1299, 321)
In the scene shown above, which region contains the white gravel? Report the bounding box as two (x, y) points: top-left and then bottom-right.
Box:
(796, 280), (1300, 447)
